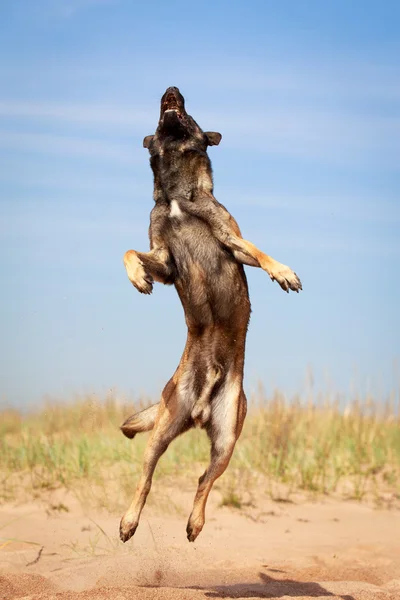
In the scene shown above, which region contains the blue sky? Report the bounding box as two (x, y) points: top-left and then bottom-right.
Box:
(1, 0), (399, 408)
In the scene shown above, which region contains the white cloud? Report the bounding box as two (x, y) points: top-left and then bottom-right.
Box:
(263, 231), (400, 257)
(2, 56), (398, 102)
(0, 101), (152, 129)
(1, 101), (398, 166)
(191, 62), (400, 102)
(0, 131), (143, 164)
(0, 168), (149, 196)
(0, 211), (143, 238)
(198, 108), (400, 166)
(224, 191), (400, 224)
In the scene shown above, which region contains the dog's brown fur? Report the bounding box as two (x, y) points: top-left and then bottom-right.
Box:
(120, 87), (302, 543)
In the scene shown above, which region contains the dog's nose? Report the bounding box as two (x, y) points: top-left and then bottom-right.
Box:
(166, 86), (180, 95)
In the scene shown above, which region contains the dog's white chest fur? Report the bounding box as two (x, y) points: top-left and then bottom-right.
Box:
(170, 200), (183, 219)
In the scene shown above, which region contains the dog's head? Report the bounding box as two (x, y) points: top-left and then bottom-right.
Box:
(143, 87), (222, 152)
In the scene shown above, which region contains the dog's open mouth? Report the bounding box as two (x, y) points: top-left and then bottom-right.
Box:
(161, 94), (185, 121)
(158, 87), (189, 135)
(162, 93), (180, 112)
(161, 89), (187, 120)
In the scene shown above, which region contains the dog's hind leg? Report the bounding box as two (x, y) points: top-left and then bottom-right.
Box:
(186, 378), (247, 542)
(119, 380), (191, 542)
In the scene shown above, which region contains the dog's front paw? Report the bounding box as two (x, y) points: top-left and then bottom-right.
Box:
(123, 251), (154, 294)
(269, 262), (302, 293)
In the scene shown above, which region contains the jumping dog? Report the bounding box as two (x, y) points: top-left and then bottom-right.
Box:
(120, 87), (302, 543)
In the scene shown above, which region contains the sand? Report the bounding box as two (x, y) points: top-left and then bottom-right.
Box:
(1, 489), (399, 599)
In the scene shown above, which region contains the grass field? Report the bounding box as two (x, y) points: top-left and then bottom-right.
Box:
(1, 389), (399, 512)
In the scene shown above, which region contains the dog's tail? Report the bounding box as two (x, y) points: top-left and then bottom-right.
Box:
(120, 403), (159, 439)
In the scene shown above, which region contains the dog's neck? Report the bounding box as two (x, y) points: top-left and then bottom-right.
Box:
(150, 147), (214, 205)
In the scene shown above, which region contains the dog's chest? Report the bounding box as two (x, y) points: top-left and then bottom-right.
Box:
(169, 200), (184, 220)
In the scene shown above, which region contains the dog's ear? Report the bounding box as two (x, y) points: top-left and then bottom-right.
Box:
(205, 132), (222, 146)
(143, 135), (154, 149)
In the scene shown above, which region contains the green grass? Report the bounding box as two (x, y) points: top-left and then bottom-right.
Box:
(1, 390), (399, 511)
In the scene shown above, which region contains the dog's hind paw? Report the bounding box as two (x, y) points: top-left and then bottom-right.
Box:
(119, 514), (138, 543)
(186, 518), (203, 543)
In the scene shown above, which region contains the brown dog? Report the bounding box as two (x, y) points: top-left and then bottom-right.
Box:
(120, 87), (301, 543)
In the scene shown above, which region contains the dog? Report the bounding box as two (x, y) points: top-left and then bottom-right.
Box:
(120, 87), (301, 543)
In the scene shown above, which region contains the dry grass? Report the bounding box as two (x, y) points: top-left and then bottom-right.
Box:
(1, 389), (399, 512)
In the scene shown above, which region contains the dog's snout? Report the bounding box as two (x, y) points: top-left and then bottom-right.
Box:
(165, 86), (180, 95)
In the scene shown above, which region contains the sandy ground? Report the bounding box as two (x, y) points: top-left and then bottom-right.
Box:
(1, 488), (399, 600)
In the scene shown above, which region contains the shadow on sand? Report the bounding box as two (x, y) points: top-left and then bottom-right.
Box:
(144, 572), (356, 599)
